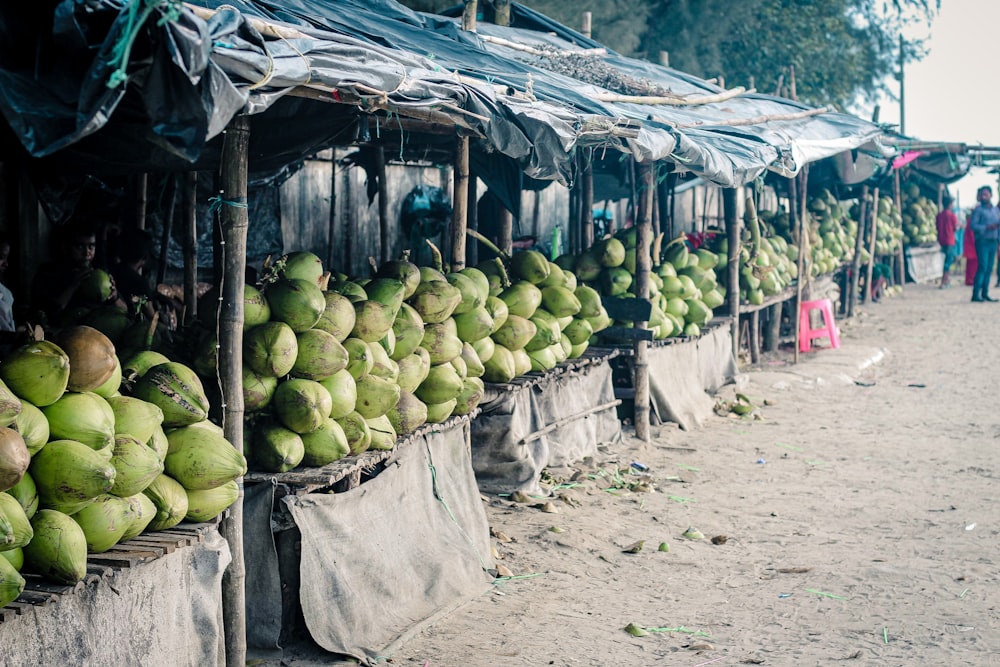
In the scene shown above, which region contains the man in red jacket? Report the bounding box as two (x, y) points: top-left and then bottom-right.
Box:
(936, 196), (960, 288)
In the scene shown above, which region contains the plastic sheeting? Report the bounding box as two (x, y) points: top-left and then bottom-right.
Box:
(0, 529), (231, 667)
(281, 421), (492, 665)
(645, 324), (738, 431)
(471, 356), (622, 495)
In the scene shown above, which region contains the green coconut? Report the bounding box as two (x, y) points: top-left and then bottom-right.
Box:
(471, 336), (495, 364)
(0, 546), (23, 572)
(164, 425), (247, 490)
(350, 299), (397, 343)
(364, 278), (406, 315)
(23, 509), (88, 584)
(273, 379), (333, 434)
(92, 355), (122, 398)
(252, 423), (304, 473)
(71, 494), (132, 553)
(386, 391), (428, 435)
(109, 434), (164, 497)
(300, 418), (350, 467)
(244, 321), (298, 378)
(511, 347), (532, 377)
(243, 283), (272, 327)
(6, 470), (38, 519)
(76, 269), (114, 303)
(342, 337), (374, 380)
(0, 426), (30, 494)
(0, 492), (32, 551)
(335, 411), (371, 455)
(424, 400), (456, 424)
(421, 323), (463, 365)
(365, 414), (397, 451)
(42, 392), (115, 452)
(131, 362), (210, 427)
(510, 250), (550, 284)
(453, 306), (495, 343)
(106, 395), (164, 444)
(313, 291), (357, 342)
(377, 258), (421, 298)
(280, 250), (325, 285)
(354, 374), (401, 419)
(407, 279), (462, 324)
(366, 341), (398, 382)
(120, 492), (157, 541)
(30, 439), (115, 515)
(483, 295), (509, 332)
(482, 344), (516, 383)
(266, 278), (326, 332)
(453, 377), (485, 416)
(291, 329), (348, 381)
(243, 365), (279, 413)
(121, 350), (170, 382)
(0, 341), (69, 408)
(184, 480), (239, 523)
(528, 346), (558, 372)
(563, 318), (594, 346)
(390, 303), (425, 361)
(458, 267), (490, 303)
(415, 363), (463, 405)
(540, 286), (582, 318)
(142, 474), (188, 531)
(525, 311), (562, 352)
(446, 272), (484, 315)
(491, 314), (537, 352)
(330, 279), (367, 303)
(0, 549), (24, 605)
(461, 342), (485, 379)
(147, 425), (169, 463)
(395, 349), (431, 394)
(318, 369), (357, 420)
(499, 282), (543, 319)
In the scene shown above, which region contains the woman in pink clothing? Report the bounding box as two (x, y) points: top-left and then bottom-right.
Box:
(963, 211), (977, 286)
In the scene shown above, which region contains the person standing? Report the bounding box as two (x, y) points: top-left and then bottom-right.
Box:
(936, 196), (960, 288)
(969, 186), (1000, 302)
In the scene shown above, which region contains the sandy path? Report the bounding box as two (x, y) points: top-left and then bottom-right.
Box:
(389, 282), (1000, 666)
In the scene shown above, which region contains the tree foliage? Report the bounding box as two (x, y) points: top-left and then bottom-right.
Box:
(397, 0), (938, 110)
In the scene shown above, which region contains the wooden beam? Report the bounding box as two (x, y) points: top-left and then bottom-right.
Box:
(451, 136), (470, 270)
(581, 155), (594, 251)
(462, 0), (477, 31)
(633, 161), (655, 442)
(864, 187), (880, 304)
(135, 173), (148, 231)
(375, 144), (390, 265)
(847, 185), (868, 317)
(217, 115), (250, 667)
(724, 189), (740, 363)
(182, 172), (198, 326)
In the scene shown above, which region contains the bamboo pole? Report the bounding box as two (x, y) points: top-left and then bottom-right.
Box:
(451, 135), (470, 270)
(674, 106), (830, 129)
(217, 115), (249, 667)
(462, 0), (477, 31)
(724, 188), (740, 362)
(375, 144), (390, 265)
(182, 172), (198, 326)
(498, 208), (513, 256)
(582, 154), (594, 251)
(327, 149), (338, 270)
(864, 187), (880, 304)
(581, 11), (592, 38)
(135, 173), (148, 231)
(847, 186), (868, 317)
(894, 169), (905, 287)
(791, 177), (803, 363)
(591, 87), (749, 106)
(467, 171), (479, 266)
(633, 162), (654, 442)
(494, 0), (510, 26)
(157, 175), (177, 287)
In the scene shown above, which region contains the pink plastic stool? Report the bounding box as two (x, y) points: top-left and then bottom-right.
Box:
(798, 298), (841, 352)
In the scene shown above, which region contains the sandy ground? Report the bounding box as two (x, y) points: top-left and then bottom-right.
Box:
(280, 279), (1000, 666)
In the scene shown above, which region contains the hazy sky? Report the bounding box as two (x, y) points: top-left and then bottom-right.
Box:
(866, 1), (1000, 210)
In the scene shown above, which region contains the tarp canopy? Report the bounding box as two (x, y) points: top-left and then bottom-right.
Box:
(439, 2), (886, 187)
(0, 0), (635, 187)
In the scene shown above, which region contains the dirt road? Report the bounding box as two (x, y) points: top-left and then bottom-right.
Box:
(390, 282), (1000, 666)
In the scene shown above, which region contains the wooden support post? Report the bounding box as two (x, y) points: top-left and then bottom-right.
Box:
(182, 172), (198, 326)
(467, 170), (478, 266)
(633, 162), (655, 442)
(375, 144), (390, 265)
(218, 116), (249, 667)
(498, 208), (513, 256)
(494, 0), (510, 26)
(327, 149), (338, 270)
(864, 187), (880, 304)
(582, 154), (594, 251)
(894, 169), (905, 287)
(762, 302), (782, 351)
(723, 188), (740, 363)
(462, 0), (477, 31)
(749, 310), (760, 365)
(581, 11), (592, 38)
(157, 175), (177, 287)
(848, 185), (868, 317)
(790, 177), (803, 363)
(135, 173), (148, 231)
(451, 135), (470, 270)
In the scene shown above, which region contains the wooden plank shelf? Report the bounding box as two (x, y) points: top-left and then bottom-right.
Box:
(482, 347), (620, 393)
(1, 519), (221, 623)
